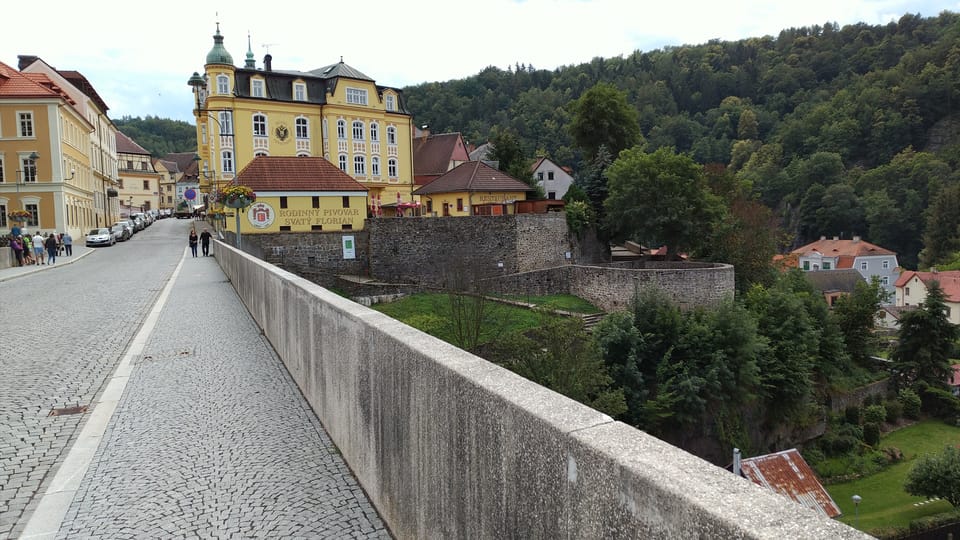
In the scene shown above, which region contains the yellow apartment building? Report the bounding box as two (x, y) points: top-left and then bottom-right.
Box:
(188, 26), (414, 214)
(116, 131), (162, 213)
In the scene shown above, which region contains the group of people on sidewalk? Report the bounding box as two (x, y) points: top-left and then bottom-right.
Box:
(7, 226), (72, 267)
(188, 228), (213, 257)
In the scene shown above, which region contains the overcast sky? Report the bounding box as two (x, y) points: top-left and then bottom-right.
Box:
(2, 0), (957, 123)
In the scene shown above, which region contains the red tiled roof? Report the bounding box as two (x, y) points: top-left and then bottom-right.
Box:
(894, 270), (960, 302)
(0, 61), (62, 99)
(233, 156), (367, 192)
(740, 449), (841, 518)
(792, 237), (895, 257)
(116, 131), (151, 155)
(837, 255), (856, 269)
(413, 161), (531, 196)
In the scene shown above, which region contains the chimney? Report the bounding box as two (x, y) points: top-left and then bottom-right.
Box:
(819, 236), (826, 241)
(852, 236), (861, 242)
(263, 54), (272, 72)
(832, 236), (839, 241)
(733, 448), (742, 477)
(18, 55), (39, 70)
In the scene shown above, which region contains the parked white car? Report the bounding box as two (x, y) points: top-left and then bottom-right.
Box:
(86, 227), (115, 247)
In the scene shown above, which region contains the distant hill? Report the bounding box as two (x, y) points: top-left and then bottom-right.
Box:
(113, 116), (196, 158)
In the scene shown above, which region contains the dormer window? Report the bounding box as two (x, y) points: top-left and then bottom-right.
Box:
(252, 79), (265, 98)
(294, 83), (306, 101)
(346, 87), (367, 105)
(385, 94), (396, 111)
(216, 74), (229, 94)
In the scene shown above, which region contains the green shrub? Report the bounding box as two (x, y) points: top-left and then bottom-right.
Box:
(863, 422), (881, 446)
(900, 388), (922, 419)
(564, 201), (596, 236)
(884, 399), (903, 423)
(802, 446), (826, 466)
(404, 314), (450, 337)
(919, 384), (960, 419)
(908, 510), (960, 533)
(864, 404), (887, 424)
(844, 405), (861, 425)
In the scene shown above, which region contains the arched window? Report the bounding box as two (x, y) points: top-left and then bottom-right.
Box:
(370, 122), (379, 142)
(338, 154), (347, 172)
(295, 117), (309, 139)
(218, 111), (233, 134)
(216, 74), (229, 94)
(386, 126), (397, 145)
(253, 114), (267, 136)
(354, 155), (366, 175)
(337, 119), (346, 140)
(254, 151), (269, 158)
(371, 156), (380, 177)
(388, 158), (398, 178)
(352, 121), (364, 140)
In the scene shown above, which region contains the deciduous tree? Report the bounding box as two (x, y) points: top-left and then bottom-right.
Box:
(567, 82), (642, 160)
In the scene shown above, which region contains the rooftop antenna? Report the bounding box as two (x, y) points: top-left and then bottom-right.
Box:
(262, 43), (279, 54)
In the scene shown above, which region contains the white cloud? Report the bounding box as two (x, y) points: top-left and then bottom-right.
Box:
(1, 0), (955, 122)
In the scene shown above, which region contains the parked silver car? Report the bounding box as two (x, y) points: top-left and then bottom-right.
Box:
(86, 227), (115, 247)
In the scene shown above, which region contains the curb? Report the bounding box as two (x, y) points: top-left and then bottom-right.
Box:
(0, 249), (95, 284)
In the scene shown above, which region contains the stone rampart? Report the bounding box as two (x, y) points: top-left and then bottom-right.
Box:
(215, 241), (868, 539)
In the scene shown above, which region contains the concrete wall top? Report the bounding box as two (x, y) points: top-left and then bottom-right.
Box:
(215, 240), (868, 539)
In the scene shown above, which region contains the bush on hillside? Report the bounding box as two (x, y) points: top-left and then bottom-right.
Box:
(884, 399), (903, 423)
(900, 388), (922, 419)
(864, 404), (887, 425)
(844, 405), (861, 425)
(863, 422), (881, 446)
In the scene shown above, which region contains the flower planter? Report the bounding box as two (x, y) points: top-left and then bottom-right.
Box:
(224, 197), (253, 209)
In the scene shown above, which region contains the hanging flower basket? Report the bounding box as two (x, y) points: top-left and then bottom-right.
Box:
(7, 210), (31, 223)
(221, 185), (256, 208)
(208, 210), (227, 221)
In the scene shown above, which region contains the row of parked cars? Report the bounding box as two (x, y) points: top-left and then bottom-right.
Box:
(86, 210), (165, 247)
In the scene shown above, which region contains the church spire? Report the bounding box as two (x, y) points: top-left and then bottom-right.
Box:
(245, 32), (256, 68)
(205, 22), (234, 66)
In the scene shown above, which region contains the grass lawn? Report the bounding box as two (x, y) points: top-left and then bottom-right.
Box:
(826, 420), (960, 533)
(492, 293), (603, 314)
(371, 292), (564, 347)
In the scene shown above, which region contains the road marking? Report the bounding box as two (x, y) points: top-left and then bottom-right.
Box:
(20, 250), (188, 540)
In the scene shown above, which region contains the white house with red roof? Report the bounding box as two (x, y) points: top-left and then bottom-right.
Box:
(791, 236), (900, 302)
(895, 269), (960, 325)
(530, 157), (574, 200)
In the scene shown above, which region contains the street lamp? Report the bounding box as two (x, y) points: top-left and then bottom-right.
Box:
(851, 494), (862, 528)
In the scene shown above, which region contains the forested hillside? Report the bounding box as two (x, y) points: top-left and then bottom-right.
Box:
(403, 11), (960, 270)
(113, 116), (196, 158)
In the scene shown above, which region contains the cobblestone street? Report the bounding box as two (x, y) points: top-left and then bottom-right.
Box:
(0, 219), (388, 539)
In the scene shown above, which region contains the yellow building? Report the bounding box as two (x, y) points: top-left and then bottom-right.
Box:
(227, 156), (367, 234)
(0, 57), (119, 237)
(413, 161), (530, 216)
(188, 26), (414, 212)
(116, 132), (162, 215)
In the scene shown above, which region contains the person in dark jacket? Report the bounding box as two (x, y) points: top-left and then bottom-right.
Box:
(188, 229), (199, 257)
(44, 233), (58, 265)
(199, 228), (212, 256)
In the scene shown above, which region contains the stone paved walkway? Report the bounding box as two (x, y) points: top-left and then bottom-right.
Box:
(1, 220), (388, 539)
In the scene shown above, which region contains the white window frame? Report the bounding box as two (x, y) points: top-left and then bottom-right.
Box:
(221, 150), (234, 173)
(860, 261), (868, 271)
(253, 114), (267, 137)
(0, 203), (6, 228)
(370, 122), (379, 142)
(346, 87), (368, 105)
(388, 158), (398, 178)
(371, 156), (380, 177)
(295, 117), (309, 139)
(0, 156), (5, 183)
(217, 74), (230, 94)
(294, 83), (306, 101)
(18, 112), (34, 137)
(337, 119), (346, 140)
(385, 94), (395, 111)
(21, 154), (38, 182)
(252, 79), (265, 98)
(354, 155), (366, 175)
(352, 121), (364, 140)
(387, 126), (397, 145)
(218, 111), (233, 135)
(882, 260), (890, 269)
(338, 154), (347, 172)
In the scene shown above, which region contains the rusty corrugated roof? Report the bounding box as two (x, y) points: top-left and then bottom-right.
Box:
(740, 448), (841, 518)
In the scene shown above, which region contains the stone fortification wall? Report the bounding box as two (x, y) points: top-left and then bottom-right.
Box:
(489, 261), (735, 312)
(366, 214), (596, 285)
(828, 379), (891, 413)
(215, 242), (868, 540)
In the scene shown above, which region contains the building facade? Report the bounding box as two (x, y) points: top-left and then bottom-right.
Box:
(790, 236), (900, 302)
(0, 57), (119, 237)
(895, 270), (960, 324)
(413, 161), (530, 217)
(189, 26), (414, 213)
(530, 157), (574, 200)
(116, 131), (161, 214)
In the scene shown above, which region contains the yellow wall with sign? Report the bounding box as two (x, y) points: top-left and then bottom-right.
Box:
(419, 191), (525, 217)
(222, 194), (368, 234)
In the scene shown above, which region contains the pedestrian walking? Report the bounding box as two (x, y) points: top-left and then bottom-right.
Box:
(10, 235), (24, 266)
(188, 229), (199, 257)
(45, 233), (57, 265)
(62, 231), (73, 256)
(32, 232), (45, 264)
(200, 228), (212, 256)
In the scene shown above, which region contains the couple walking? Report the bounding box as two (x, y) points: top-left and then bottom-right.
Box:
(189, 228), (213, 257)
